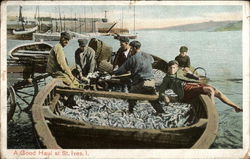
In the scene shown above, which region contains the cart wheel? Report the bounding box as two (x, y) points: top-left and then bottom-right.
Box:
(12, 80), (39, 112)
(7, 86), (16, 122)
(23, 81), (39, 111)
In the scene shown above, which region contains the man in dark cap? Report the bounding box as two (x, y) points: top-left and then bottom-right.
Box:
(114, 40), (165, 114)
(47, 32), (79, 87)
(159, 60), (243, 112)
(74, 38), (96, 82)
(113, 36), (131, 71)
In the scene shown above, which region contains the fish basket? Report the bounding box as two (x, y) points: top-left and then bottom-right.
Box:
(97, 60), (113, 74)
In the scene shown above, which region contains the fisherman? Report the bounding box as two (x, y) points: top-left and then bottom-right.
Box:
(75, 38), (96, 82)
(114, 40), (165, 114)
(112, 36), (131, 92)
(46, 31), (80, 88)
(113, 36), (131, 71)
(159, 60), (243, 112)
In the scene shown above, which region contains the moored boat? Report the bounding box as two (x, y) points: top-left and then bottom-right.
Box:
(12, 26), (38, 40)
(33, 31), (61, 42)
(8, 42), (53, 74)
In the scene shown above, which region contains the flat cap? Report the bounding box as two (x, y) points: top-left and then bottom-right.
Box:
(168, 60), (179, 66)
(119, 36), (129, 43)
(179, 46), (188, 52)
(61, 32), (71, 40)
(129, 40), (141, 49)
(78, 39), (88, 47)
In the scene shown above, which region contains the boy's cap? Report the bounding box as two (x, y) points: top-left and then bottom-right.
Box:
(168, 60), (179, 66)
(179, 46), (188, 52)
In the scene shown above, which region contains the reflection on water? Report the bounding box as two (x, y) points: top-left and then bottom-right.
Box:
(6, 30), (243, 148)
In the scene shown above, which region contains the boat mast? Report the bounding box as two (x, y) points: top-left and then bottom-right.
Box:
(133, 5), (135, 34)
(79, 13), (81, 33)
(75, 12), (77, 32)
(64, 15), (66, 31)
(91, 7), (94, 33)
(19, 6), (25, 30)
(59, 6), (62, 32)
(50, 13), (53, 32)
(38, 6), (41, 32)
(122, 8), (124, 31)
(84, 7), (87, 32)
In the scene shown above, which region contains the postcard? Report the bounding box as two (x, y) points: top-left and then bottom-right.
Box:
(1, 1), (249, 159)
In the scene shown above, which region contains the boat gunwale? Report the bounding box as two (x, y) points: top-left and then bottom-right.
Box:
(8, 42), (53, 59)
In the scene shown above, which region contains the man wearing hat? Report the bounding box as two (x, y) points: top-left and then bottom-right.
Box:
(114, 40), (165, 114)
(159, 60), (242, 112)
(113, 36), (131, 71)
(47, 32), (79, 87)
(74, 38), (96, 82)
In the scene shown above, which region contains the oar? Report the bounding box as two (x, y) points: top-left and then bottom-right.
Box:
(55, 86), (159, 101)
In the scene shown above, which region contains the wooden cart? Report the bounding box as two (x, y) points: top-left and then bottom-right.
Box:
(7, 42), (53, 122)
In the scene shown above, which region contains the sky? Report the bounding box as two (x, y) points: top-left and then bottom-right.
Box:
(7, 4), (242, 30)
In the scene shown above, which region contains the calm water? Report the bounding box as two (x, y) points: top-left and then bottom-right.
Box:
(7, 30), (243, 148)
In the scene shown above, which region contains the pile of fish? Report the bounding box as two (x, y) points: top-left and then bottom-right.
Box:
(61, 96), (194, 129)
(61, 68), (194, 129)
(152, 69), (166, 86)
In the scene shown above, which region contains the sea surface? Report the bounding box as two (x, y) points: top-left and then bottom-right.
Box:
(7, 29), (243, 148)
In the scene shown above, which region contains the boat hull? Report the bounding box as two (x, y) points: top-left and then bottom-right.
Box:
(32, 78), (218, 149)
(33, 32), (60, 42)
(12, 26), (38, 40)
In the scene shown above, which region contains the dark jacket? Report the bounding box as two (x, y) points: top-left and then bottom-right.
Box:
(159, 69), (200, 100)
(114, 51), (154, 85)
(113, 47), (131, 68)
(175, 55), (191, 68)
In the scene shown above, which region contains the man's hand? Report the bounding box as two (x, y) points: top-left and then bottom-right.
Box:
(113, 65), (119, 72)
(80, 75), (90, 84)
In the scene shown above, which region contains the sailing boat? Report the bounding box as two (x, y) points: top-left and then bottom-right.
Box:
(13, 6), (38, 40)
(113, 5), (137, 40)
(33, 6), (61, 41)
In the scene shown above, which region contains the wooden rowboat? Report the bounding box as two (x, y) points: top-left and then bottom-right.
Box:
(8, 42), (53, 75)
(32, 77), (218, 149)
(8, 41), (52, 59)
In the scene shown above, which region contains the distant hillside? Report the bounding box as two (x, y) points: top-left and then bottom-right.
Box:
(214, 21), (242, 31)
(154, 20), (242, 32)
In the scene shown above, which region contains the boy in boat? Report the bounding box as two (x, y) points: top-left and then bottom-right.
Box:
(159, 60), (243, 112)
(114, 40), (165, 114)
(46, 32), (80, 88)
(175, 46), (190, 71)
(74, 39), (95, 83)
(113, 36), (131, 71)
(175, 46), (199, 80)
